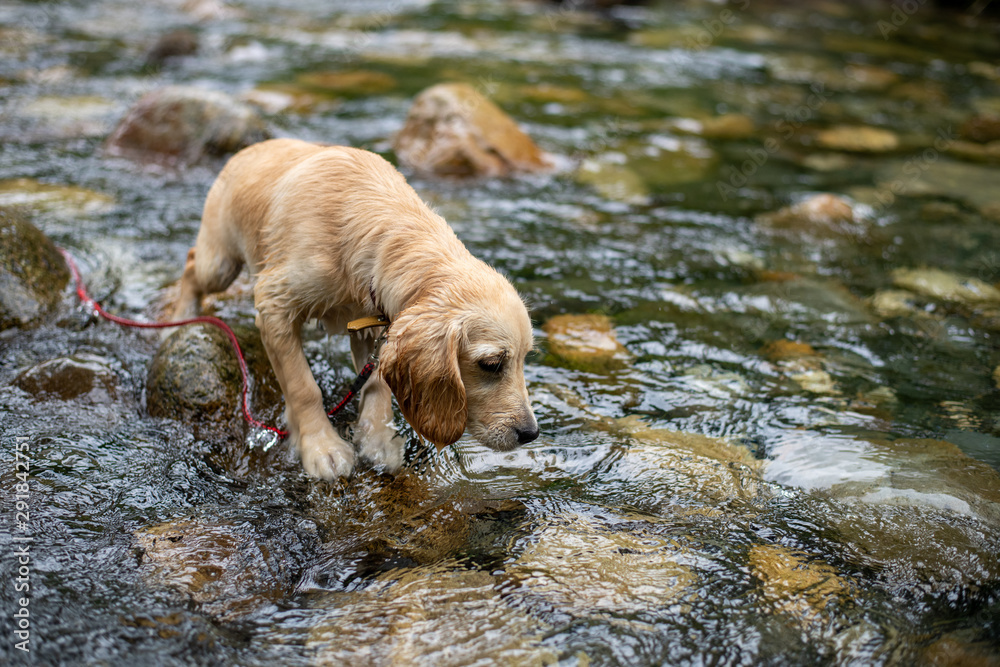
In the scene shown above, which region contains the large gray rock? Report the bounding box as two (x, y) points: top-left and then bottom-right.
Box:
(0, 207), (69, 330)
(105, 86), (270, 166)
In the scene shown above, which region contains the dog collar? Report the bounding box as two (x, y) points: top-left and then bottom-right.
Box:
(346, 316), (391, 333)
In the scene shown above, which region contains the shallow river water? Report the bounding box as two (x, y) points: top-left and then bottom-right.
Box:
(2, 0), (1000, 665)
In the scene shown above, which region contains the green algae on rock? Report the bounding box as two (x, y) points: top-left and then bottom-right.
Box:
(0, 207), (69, 330)
(0, 178), (115, 219)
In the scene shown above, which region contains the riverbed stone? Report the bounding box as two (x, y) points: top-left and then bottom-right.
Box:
(868, 289), (939, 320)
(306, 565), (555, 666)
(105, 86), (270, 166)
(921, 636), (1000, 667)
(816, 126), (900, 153)
(699, 113), (755, 140)
(393, 82), (551, 177)
(761, 339), (838, 395)
(507, 511), (697, 616)
(147, 324), (240, 424)
(574, 155), (650, 204)
(606, 415), (763, 506)
(946, 139), (1000, 164)
(542, 313), (630, 372)
(891, 267), (1000, 307)
(0, 207), (69, 330)
(628, 136), (717, 188)
(875, 159), (1000, 211)
(239, 84), (334, 114)
(135, 516), (315, 619)
(145, 29), (198, 67)
(0, 178), (115, 219)
(960, 114), (1000, 143)
(296, 69), (396, 95)
(994, 365), (1000, 390)
(14, 354), (118, 403)
(756, 193), (866, 239)
(17, 95), (118, 140)
(749, 544), (852, 627)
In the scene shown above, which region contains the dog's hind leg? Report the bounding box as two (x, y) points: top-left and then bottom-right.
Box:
(169, 193), (244, 321)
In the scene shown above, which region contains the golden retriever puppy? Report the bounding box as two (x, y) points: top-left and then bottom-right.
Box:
(169, 138), (538, 479)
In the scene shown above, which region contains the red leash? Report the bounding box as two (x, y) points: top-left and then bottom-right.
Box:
(59, 248), (377, 439)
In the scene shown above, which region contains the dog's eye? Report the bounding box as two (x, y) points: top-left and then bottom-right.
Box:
(477, 358), (505, 374)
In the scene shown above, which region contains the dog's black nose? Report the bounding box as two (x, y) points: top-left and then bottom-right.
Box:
(515, 424), (539, 445)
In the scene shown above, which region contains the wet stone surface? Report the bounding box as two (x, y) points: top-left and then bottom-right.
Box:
(1, 0), (1000, 664)
(0, 207), (69, 330)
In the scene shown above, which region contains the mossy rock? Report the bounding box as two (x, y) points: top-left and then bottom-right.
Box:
(0, 207), (69, 330)
(146, 322), (281, 432)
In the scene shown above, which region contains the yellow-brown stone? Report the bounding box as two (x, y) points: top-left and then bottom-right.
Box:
(543, 313), (630, 371)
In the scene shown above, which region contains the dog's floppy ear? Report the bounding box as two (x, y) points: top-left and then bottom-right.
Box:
(379, 304), (467, 448)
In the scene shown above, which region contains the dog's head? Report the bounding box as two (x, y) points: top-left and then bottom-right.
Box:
(378, 277), (538, 451)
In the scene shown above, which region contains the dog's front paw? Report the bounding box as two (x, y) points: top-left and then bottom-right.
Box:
(355, 418), (405, 474)
(298, 430), (355, 480)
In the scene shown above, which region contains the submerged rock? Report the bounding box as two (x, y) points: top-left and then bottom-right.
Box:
(0, 208), (69, 330)
(296, 69), (396, 95)
(393, 82), (551, 177)
(749, 544), (852, 627)
(306, 565), (554, 666)
(994, 365), (1000, 390)
(542, 313), (630, 372)
(507, 511), (696, 616)
(606, 415), (764, 506)
(135, 516), (316, 619)
(868, 289), (939, 320)
(699, 113), (755, 140)
(875, 159), (1000, 211)
(105, 86), (270, 167)
(14, 354), (118, 403)
(145, 29), (199, 67)
(15, 95), (118, 140)
(574, 155), (650, 204)
(239, 84), (335, 115)
(960, 114), (1000, 143)
(0, 178), (115, 219)
(761, 339), (839, 395)
(815, 126), (900, 153)
(891, 267), (1000, 307)
(756, 193), (867, 239)
(628, 135), (717, 188)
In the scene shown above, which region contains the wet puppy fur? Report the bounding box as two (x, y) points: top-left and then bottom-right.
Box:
(169, 138), (539, 479)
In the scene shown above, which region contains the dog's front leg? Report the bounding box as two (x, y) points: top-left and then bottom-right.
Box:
(257, 309), (355, 479)
(350, 332), (405, 473)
